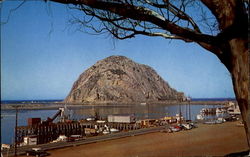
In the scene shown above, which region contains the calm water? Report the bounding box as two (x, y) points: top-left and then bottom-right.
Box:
(1, 103), (226, 144)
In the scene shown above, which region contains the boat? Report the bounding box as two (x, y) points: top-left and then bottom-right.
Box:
(217, 118), (226, 123)
(96, 120), (106, 123)
(1, 144), (10, 149)
(196, 114), (204, 120)
(57, 135), (67, 141)
(215, 120), (223, 124)
(86, 117), (95, 121)
(216, 107), (227, 114)
(110, 128), (119, 133)
(103, 130), (110, 134)
(227, 107), (241, 115)
(200, 108), (216, 114)
(51, 135), (67, 143)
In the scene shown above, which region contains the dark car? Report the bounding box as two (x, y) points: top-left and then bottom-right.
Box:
(225, 116), (237, 121)
(26, 148), (50, 157)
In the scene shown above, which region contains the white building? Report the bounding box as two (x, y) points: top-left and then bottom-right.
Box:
(23, 135), (37, 145)
(107, 114), (136, 123)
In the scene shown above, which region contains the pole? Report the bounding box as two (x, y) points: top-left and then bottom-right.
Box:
(189, 101), (191, 121)
(179, 104), (182, 124)
(14, 106), (19, 156)
(185, 104), (187, 121)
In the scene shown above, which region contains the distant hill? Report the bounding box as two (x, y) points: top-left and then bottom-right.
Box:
(65, 55), (185, 103)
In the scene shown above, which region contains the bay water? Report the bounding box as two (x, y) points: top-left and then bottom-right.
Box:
(1, 103), (226, 144)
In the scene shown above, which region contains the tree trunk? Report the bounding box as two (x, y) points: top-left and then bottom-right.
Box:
(223, 38), (250, 149)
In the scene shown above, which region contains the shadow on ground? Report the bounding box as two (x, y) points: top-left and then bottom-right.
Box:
(225, 150), (249, 157)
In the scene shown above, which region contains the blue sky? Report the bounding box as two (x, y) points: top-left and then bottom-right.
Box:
(1, 1), (235, 100)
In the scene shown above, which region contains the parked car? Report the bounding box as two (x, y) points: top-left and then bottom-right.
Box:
(225, 116), (238, 121)
(169, 125), (181, 132)
(182, 124), (192, 130)
(189, 123), (198, 128)
(26, 148), (50, 157)
(67, 135), (84, 142)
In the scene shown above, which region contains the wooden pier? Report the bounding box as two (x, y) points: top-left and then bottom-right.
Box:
(17, 123), (84, 144)
(16, 121), (142, 145)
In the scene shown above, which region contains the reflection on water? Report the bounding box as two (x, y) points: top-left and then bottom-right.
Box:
(69, 104), (222, 121)
(1, 110), (56, 144)
(1, 103), (223, 144)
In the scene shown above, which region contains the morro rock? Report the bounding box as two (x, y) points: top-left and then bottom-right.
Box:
(65, 56), (185, 103)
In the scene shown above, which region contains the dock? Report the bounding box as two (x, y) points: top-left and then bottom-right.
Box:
(1, 126), (165, 156)
(15, 121), (143, 145)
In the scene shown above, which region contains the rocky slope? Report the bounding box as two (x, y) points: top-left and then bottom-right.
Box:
(65, 56), (185, 103)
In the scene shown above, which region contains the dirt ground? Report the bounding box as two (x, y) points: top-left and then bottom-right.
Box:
(19, 121), (248, 157)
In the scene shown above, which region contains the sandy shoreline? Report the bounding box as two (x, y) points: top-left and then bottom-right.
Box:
(17, 121), (248, 157)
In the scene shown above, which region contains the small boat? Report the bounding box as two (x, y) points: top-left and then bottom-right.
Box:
(86, 117), (95, 121)
(217, 118), (225, 123)
(1, 144), (10, 149)
(51, 135), (68, 143)
(110, 128), (119, 133)
(215, 120), (223, 124)
(227, 107), (241, 115)
(31, 148), (41, 151)
(196, 114), (204, 120)
(96, 120), (106, 123)
(200, 108), (216, 114)
(58, 135), (67, 141)
(216, 108), (227, 114)
(103, 130), (110, 134)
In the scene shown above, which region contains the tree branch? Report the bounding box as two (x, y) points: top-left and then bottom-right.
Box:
(1, 0), (26, 25)
(144, 0), (201, 33)
(49, 0), (217, 45)
(74, 5), (188, 41)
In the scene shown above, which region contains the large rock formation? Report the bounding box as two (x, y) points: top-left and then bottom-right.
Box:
(65, 56), (185, 103)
